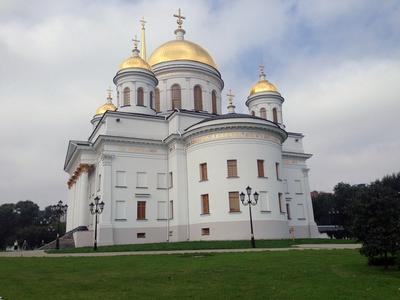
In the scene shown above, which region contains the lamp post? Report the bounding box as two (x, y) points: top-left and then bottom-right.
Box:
(240, 186), (259, 248)
(51, 200), (68, 250)
(89, 196), (105, 251)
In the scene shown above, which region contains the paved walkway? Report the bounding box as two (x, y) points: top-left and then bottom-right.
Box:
(0, 244), (361, 258)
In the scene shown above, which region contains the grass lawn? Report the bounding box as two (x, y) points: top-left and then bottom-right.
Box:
(47, 238), (357, 253)
(1, 250), (399, 299)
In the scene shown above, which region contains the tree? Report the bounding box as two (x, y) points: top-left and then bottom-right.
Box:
(312, 192), (335, 225)
(352, 180), (400, 268)
(0, 204), (19, 249)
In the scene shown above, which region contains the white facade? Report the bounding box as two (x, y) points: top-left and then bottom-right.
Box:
(64, 21), (319, 247)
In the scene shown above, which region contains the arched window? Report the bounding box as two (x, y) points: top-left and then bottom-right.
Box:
(149, 91), (154, 109)
(251, 111), (255, 116)
(155, 88), (160, 112)
(123, 87), (130, 106)
(171, 84), (181, 109)
(137, 87), (144, 106)
(260, 107), (267, 119)
(194, 85), (203, 111)
(272, 108), (278, 123)
(211, 90), (217, 114)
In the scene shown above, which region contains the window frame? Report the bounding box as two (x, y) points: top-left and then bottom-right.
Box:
(227, 159), (238, 178)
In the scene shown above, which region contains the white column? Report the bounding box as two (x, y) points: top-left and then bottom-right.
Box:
(66, 184), (74, 231)
(78, 165), (90, 227)
(185, 78), (191, 110)
(73, 179), (80, 229)
(98, 154), (114, 245)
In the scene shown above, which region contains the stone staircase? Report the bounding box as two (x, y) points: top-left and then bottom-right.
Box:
(39, 226), (88, 250)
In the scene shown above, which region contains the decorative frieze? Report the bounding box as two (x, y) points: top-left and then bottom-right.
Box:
(186, 131), (281, 147)
(67, 163), (94, 189)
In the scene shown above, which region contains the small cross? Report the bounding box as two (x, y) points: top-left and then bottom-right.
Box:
(106, 87), (113, 100)
(132, 35), (140, 49)
(226, 89), (235, 100)
(140, 17), (146, 29)
(173, 8), (186, 28)
(259, 65), (265, 76)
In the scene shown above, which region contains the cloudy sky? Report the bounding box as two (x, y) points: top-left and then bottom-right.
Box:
(1, 0), (399, 208)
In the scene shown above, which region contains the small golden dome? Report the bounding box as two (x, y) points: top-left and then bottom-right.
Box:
(95, 102), (117, 115)
(119, 55), (152, 71)
(148, 39), (217, 69)
(249, 79), (278, 95)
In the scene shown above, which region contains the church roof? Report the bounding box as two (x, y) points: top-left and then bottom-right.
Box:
(185, 113), (282, 131)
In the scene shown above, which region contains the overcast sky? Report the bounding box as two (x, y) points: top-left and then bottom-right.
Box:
(1, 0), (399, 208)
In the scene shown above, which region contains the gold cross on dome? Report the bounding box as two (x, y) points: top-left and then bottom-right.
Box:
(140, 17), (146, 29)
(173, 8), (186, 28)
(259, 65), (265, 76)
(106, 87), (113, 99)
(132, 35), (140, 49)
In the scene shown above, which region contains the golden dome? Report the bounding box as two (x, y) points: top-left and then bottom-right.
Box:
(249, 79), (278, 95)
(148, 39), (217, 69)
(119, 55), (152, 71)
(95, 102), (117, 115)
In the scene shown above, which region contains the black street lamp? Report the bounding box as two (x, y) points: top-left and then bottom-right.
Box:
(240, 186), (259, 248)
(89, 196), (105, 251)
(51, 200), (68, 250)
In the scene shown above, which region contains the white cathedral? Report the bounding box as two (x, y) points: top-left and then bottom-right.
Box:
(64, 11), (320, 247)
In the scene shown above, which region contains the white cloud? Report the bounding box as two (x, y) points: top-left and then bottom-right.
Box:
(0, 0), (399, 207)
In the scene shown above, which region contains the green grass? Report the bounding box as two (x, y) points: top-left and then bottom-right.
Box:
(47, 238), (357, 253)
(0, 250), (399, 299)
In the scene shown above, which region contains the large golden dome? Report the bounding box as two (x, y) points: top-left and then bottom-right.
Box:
(148, 39), (217, 69)
(95, 102), (117, 115)
(249, 79), (278, 95)
(120, 55), (152, 71)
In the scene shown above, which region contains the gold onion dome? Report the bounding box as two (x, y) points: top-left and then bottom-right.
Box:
(120, 55), (152, 71)
(96, 102), (117, 115)
(148, 39), (217, 69)
(119, 35), (153, 71)
(96, 89), (117, 115)
(249, 66), (279, 96)
(148, 8), (217, 69)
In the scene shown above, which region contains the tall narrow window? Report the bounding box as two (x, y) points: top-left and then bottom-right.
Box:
(260, 107), (267, 119)
(201, 194), (210, 214)
(273, 108), (278, 123)
(227, 160), (238, 178)
(137, 201), (146, 220)
(168, 172), (173, 188)
(199, 163), (208, 181)
(286, 203), (291, 220)
(123, 87), (130, 106)
(257, 160), (265, 177)
(171, 84), (181, 109)
(194, 85), (203, 111)
(149, 91), (154, 109)
(137, 87), (144, 106)
(278, 193), (284, 213)
(275, 162), (280, 180)
(155, 88), (160, 112)
(211, 90), (217, 114)
(229, 192), (240, 212)
(169, 200), (174, 219)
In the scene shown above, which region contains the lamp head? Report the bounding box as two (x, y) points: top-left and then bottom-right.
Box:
(99, 201), (105, 212)
(240, 192), (245, 204)
(246, 186), (252, 196)
(89, 202), (94, 213)
(94, 196), (100, 205)
(253, 192), (259, 203)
